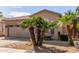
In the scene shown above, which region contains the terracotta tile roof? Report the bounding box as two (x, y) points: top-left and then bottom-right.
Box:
(2, 16), (29, 21)
(2, 9), (62, 21)
(30, 9), (62, 17)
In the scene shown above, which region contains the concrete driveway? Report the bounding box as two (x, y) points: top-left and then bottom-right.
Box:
(0, 37), (33, 53)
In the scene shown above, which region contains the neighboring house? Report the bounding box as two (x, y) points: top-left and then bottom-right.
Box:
(0, 9), (61, 39)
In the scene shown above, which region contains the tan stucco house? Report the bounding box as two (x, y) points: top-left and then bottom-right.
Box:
(0, 9), (61, 39)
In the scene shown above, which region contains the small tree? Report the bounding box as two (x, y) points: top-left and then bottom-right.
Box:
(59, 10), (76, 46)
(35, 17), (58, 46)
(19, 17), (36, 46)
(19, 16), (58, 47)
(34, 17), (49, 46)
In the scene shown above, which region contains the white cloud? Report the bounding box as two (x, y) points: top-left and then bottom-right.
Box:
(8, 11), (31, 17)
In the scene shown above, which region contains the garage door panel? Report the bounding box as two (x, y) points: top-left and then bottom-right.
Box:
(9, 27), (30, 38)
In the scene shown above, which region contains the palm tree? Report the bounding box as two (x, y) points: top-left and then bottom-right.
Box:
(35, 17), (58, 46)
(35, 17), (42, 46)
(59, 10), (76, 46)
(40, 21), (58, 46)
(19, 17), (36, 46)
(76, 6), (79, 15)
(71, 7), (79, 38)
(76, 22), (79, 36)
(34, 17), (48, 46)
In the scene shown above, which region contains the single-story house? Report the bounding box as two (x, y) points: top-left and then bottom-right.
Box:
(0, 9), (62, 40)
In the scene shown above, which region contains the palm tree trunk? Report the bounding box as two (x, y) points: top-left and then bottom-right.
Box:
(72, 23), (77, 39)
(29, 27), (36, 46)
(39, 30), (45, 46)
(36, 28), (41, 46)
(67, 25), (74, 46)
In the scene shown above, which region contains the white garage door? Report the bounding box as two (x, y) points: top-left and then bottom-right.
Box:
(9, 27), (30, 38)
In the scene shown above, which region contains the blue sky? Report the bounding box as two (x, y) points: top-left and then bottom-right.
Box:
(0, 6), (77, 17)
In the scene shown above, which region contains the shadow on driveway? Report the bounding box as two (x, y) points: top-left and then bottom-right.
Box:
(4, 37), (30, 41)
(34, 46), (67, 53)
